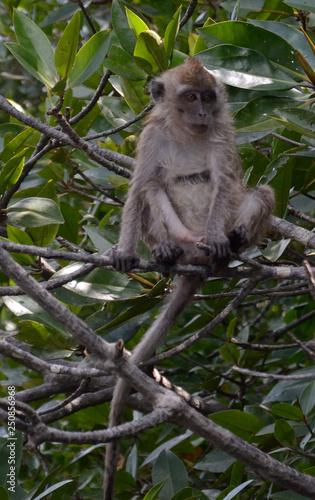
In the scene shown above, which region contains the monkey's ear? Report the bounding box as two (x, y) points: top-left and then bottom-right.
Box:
(150, 78), (165, 102)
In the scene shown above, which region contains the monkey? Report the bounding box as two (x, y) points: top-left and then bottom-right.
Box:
(103, 57), (275, 499)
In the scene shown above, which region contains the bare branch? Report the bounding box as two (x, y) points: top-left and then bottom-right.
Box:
(179, 0), (198, 29)
(288, 203), (315, 226)
(304, 259), (315, 300)
(70, 70), (112, 124)
(0, 95), (134, 173)
(270, 215), (315, 249)
(0, 241), (314, 283)
(271, 131), (312, 148)
(232, 365), (315, 380)
(76, 0), (97, 34)
(85, 102), (154, 140)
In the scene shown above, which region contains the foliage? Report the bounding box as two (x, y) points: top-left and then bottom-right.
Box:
(0, 0), (314, 499)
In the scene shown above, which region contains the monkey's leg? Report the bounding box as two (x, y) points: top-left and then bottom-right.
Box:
(103, 275), (203, 500)
(229, 185), (275, 251)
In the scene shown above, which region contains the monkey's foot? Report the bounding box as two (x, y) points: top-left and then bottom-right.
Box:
(111, 247), (140, 272)
(228, 224), (249, 253)
(152, 241), (184, 264)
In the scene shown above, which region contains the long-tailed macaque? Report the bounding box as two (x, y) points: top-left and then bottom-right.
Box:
(104, 58), (275, 498)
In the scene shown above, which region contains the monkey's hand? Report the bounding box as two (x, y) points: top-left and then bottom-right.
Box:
(111, 246), (140, 272)
(204, 233), (231, 268)
(152, 240), (184, 264)
(228, 225), (249, 253)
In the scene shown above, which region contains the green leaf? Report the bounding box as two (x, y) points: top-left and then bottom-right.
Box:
(0, 127), (34, 162)
(119, 78), (151, 114)
(8, 9), (58, 87)
(21, 466), (63, 500)
(172, 487), (208, 500)
(142, 430), (192, 468)
(249, 19), (315, 65)
(6, 225), (36, 266)
(7, 225), (34, 247)
(125, 7), (150, 36)
(84, 225), (113, 253)
(220, 343), (240, 363)
(152, 450), (188, 500)
(271, 108), (315, 139)
(18, 320), (70, 350)
(234, 96), (299, 133)
(274, 419), (296, 447)
(198, 21), (303, 78)
(271, 403), (304, 421)
(221, 480), (254, 500)
(143, 480), (168, 500)
(111, 0), (136, 54)
(0, 487), (9, 500)
(40, 4), (79, 28)
(263, 153), (293, 184)
(6, 197), (64, 228)
(164, 6), (182, 59)
(56, 266), (143, 302)
(226, 317), (238, 339)
(98, 95), (139, 130)
(195, 450), (236, 473)
(284, 0), (315, 14)
(67, 30), (111, 88)
(196, 46), (297, 90)
(269, 155), (294, 217)
(210, 410), (262, 440)
(55, 11), (81, 78)
(103, 45), (147, 80)
(300, 381), (315, 417)
(32, 480), (73, 499)
(0, 150), (26, 194)
(263, 370), (315, 404)
(134, 31), (168, 75)
(261, 239), (291, 262)
(217, 0), (267, 17)
(28, 180), (61, 246)
(5, 42), (56, 88)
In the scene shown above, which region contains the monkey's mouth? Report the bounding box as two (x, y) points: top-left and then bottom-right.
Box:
(190, 124), (208, 134)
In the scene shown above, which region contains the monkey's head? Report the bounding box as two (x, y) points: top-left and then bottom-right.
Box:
(150, 58), (226, 136)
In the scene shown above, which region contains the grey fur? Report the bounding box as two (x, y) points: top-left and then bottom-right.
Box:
(104, 58), (275, 499)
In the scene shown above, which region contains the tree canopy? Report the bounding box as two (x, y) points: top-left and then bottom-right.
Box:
(0, 0), (315, 499)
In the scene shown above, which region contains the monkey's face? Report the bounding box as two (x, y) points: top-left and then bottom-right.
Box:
(174, 88), (218, 135)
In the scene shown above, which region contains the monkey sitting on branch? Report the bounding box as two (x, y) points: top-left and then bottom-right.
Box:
(104, 57), (275, 499)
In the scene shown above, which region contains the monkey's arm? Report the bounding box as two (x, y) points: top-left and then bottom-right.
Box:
(143, 182), (203, 263)
(112, 181), (142, 272)
(204, 172), (242, 264)
(145, 182), (202, 242)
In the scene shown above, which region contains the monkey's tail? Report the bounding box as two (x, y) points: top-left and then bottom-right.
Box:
(103, 274), (203, 500)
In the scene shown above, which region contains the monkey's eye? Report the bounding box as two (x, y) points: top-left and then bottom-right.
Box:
(203, 92), (216, 102)
(186, 93), (196, 101)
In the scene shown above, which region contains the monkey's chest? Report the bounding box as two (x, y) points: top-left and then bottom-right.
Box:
(167, 180), (214, 233)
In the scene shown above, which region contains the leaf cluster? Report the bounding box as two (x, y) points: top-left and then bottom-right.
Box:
(0, 0), (315, 499)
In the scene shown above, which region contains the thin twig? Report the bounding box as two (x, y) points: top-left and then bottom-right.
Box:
(179, 0), (198, 29)
(84, 102), (154, 140)
(0, 95), (134, 172)
(233, 366), (315, 380)
(76, 0), (97, 33)
(70, 70), (112, 125)
(271, 131), (311, 148)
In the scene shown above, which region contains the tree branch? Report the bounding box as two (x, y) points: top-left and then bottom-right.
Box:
(0, 95), (134, 173)
(270, 215), (315, 249)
